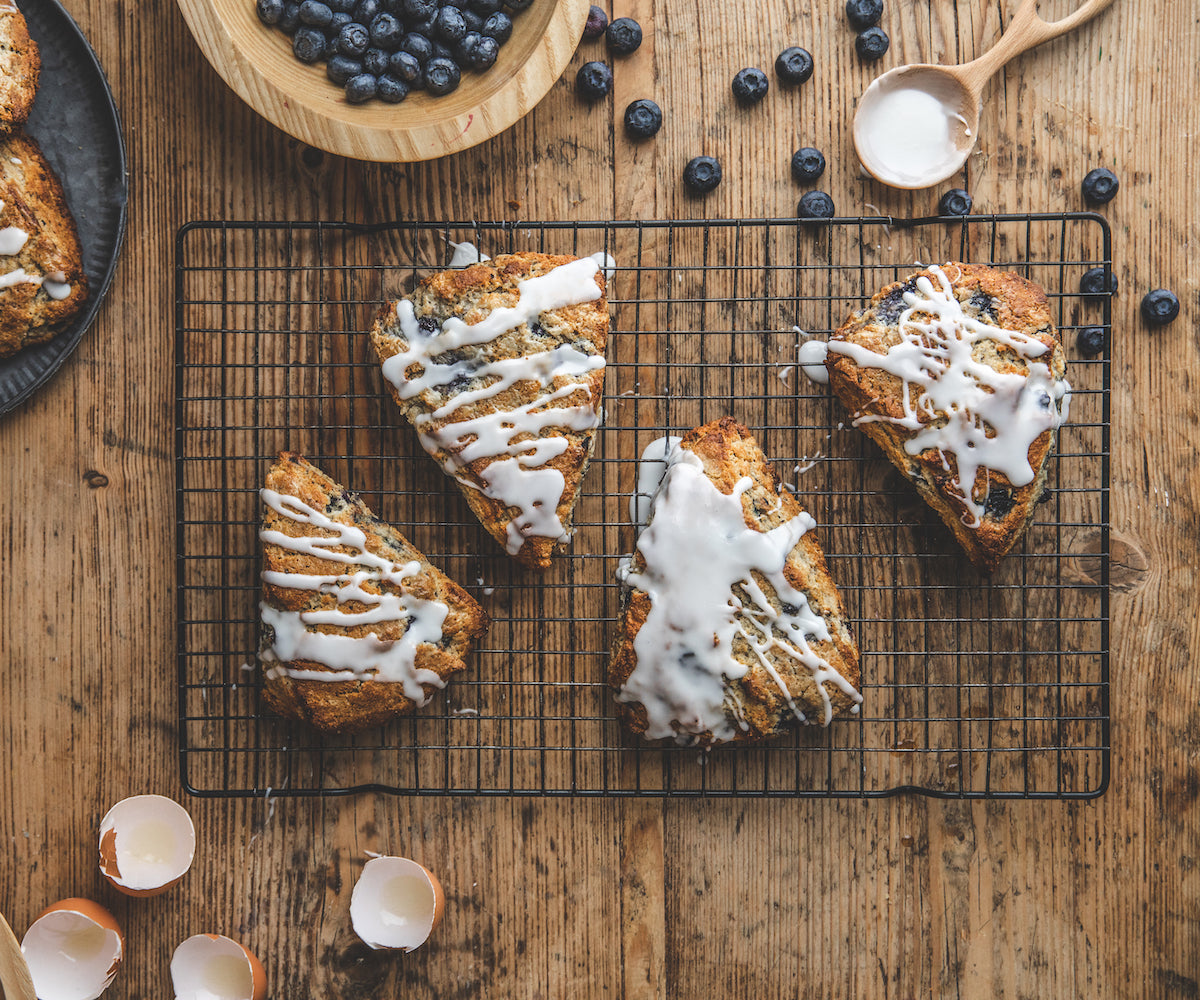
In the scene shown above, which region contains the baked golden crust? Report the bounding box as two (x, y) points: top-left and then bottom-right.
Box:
(0, 2), (39, 137)
(608, 417), (862, 746)
(0, 133), (88, 358)
(370, 252), (608, 571)
(826, 263), (1065, 572)
(259, 452), (489, 734)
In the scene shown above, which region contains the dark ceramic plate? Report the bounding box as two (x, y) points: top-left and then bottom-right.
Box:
(0, 0), (127, 418)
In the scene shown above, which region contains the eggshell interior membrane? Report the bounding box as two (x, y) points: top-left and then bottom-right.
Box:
(170, 934), (267, 1000)
(98, 794), (196, 894)
(22, 899), (123, 1000)
(350, 856), (445, 951)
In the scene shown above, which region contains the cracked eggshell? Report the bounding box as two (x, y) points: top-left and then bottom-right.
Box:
(98, 794), (196, 897)
(170, 934), (267, 1000)
(349, 856), (445, 952)
(21, 898), (124, 1000)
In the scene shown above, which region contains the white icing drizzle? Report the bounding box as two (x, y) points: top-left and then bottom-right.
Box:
(796, 339), (830, 385)
(380, 257), (605, 555)
(0, 226), (28, 255)
(43, 279), (72, 300)
(0, 265), (72, 299)
(258, 488), (449, 700)
(828, 264), (1071, 526)
(589, 251), (617, 285)
(629, 435), (681, 530)
(447, 240), (491, 268)
(616, 447), (862, 743)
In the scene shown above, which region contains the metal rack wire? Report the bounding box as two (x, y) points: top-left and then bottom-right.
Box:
(175, 215), (1111, 799)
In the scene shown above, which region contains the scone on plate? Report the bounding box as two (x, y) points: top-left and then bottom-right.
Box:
(370, 252), (608, 571)
(0, 1), (40, 136)
(0, 133), (88, 358)
(826, 262), (1070, 572)
(609, 418), (862, 747)
(258, 452), (489, 734)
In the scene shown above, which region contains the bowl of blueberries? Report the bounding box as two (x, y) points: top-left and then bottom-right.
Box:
(177, 0), (590, 161)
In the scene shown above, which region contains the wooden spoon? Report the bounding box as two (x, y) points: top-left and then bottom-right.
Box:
(853, 0), (1116, 189)
(0, 912), (35, 1000)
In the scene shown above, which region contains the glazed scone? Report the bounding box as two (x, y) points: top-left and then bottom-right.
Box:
(370, 252), (608, 571)
(826, 262), (1069, 572)
(609, 418), (862, 747)
(258, 453), (490, 734)
(0, 1), (39, 136)
(0, 133), (87, 358)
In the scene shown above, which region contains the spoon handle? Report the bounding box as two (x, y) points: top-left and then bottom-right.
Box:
(0, 913), (35, 1000)
(957, 0), (1117, 93)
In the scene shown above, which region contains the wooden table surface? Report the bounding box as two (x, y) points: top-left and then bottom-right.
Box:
(2, 0), (1197, 995)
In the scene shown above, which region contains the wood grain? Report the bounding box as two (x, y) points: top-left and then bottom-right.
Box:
(1, 0), (1197, 997)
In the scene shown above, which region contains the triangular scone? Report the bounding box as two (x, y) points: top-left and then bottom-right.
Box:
(0, 3), (39, 137)
(258, 453), (489, 734)
(609, 418), (862, 747)
(370, 253), (608, 571)
(825, 263), (1070, 572)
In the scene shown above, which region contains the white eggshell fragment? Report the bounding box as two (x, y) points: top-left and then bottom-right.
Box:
(21, 898), (124, 1000)
(170, 934), (267, 1000)
(98, 794), (196, 897)
(349, 856), (445, 952)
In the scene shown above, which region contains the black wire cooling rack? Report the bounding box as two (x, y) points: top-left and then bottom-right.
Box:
(174, 215), (1111, 799)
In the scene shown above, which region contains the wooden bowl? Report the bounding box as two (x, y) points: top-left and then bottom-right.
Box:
(176, 0), (589, 162)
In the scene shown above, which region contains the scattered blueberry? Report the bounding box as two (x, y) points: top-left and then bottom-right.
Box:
(279, 2), (302, 31)
(472, 34), (500, 69)
(1141, 288), (1180, 327)
(1080, 267), (1117, 300)
(344, 72), (378, 101)
(299, 0), (333, 26)
(683, 155), (722, 194)
(1081, 167), (1119, 205)
(370, 11), (404, 47)
(483, 10), (512, 40)
(292, 25), (327, 61)
(424, 55), (462, 94)
(337, 21), (369, 55)
(774, 46), (813, 85)
(605, 16), (641, 55)
(624, 98), (662, 138)
(937, 188), (973, 216)
(798, 190), (836, 220)
(1076, 326), (1106, 357)
(790, 147), (825, 183)
(576, 60), (612, 100)
(434, 5), (467, 41)
(257, 0), (285, 24)
(389, 49), (422, 83)
(363, 46), (390, 75)
(855, 26), (889, 61)
(377, 73), (410, 102)
(401, 32), (434, 61)
(731, 67), (769, 105)
(327, 53), (363, 83)
(583, 4), (607, 38)
(845, 0), (883, 29)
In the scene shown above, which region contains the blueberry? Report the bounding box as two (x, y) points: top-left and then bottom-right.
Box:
(327, 53), (363, 83)
(1081, 167), (1119, 205)
(482, 10), (512, 40)
(505, 0), (534, 11)
(455, 29), (482, 62)
(471, 34), (500, 69)
(790, 147), (825, 183)
(1080, 267), (1117, 300)
(461, 9), (484, 32)
(576, 60), (612, 100)
(354, 0), (381, 23)
(623, 98), (662, 139)
(468, 0), (503, 13)
(937, 188), (973, 216)
(279, 2), (302, 31)
(370, 11), (404, 46)
(389, 48), (422, 82)
(345, 72), (378, 102)
(408, 10), (437, 34)
(775, 46), (814, 85)
(1141, 288), (1180, 327)
(401, 31), (433, 61)
(402, 0), (435, 18)
(605, 16), (641, 55)
(434, 5), (466, 40)
(329, 0), (356, 10)
(424, 55), (462, 94)
(328, 11), (352, 32)
(299, 0), (334, 26)
(337, 21), (369, 55)
(257, 0), (285, 25)
(583, 4), (607, 38)
(292, 26), (327, 60)
(1076, 326), (1106, 357)
(430, 39), (455, 60)
(798, 190), (836, 220)
(845, 0), (883, 29)
(377, 73), (410, 101)
(683, 155), (722, 194)
(731, 67), (769, 105)
(363, 46), (390, 74)
(855, 26), (889, 61)
(983, 486), (1014, 519)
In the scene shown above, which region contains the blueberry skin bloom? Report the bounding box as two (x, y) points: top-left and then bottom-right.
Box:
(292, 26), (327, 61)
(576, 60), (613, 100)
(683, 156), (722, 194)
(775, 46), (813, 85)
(797, 191), (836, 219)
(624, 99), (663, 139)
(1141, 288), (1180, 327)
(1081, 167), (1120, 204)
(605, 17), (642, 55)
(731, 67), (769, 105)
(424, 56), (462, 95)
(790, 147), (825, 183)
(344, 73), (378, 102)
(845, 0), (883, 29)
(937, 188), (973, 216)
(1076, 326), (1106, 357)
(583, 4), (607, 39)
(1080, 267), (1118, 300)
(855, 26), (889, 61)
